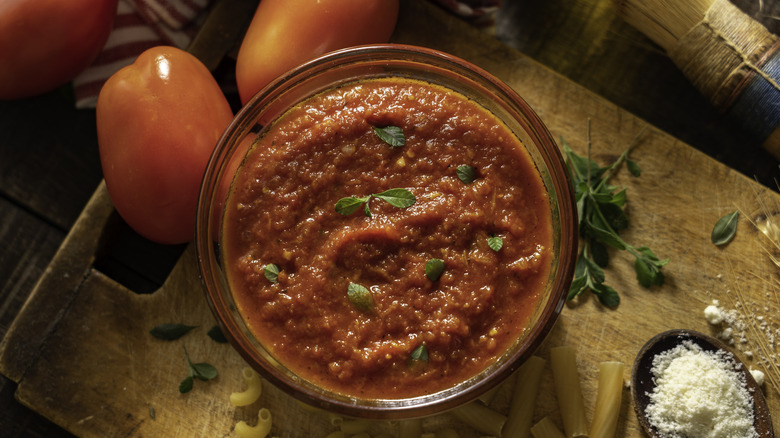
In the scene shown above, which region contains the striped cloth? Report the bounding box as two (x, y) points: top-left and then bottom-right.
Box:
(73, 0), (209, 108)
(74, 0), (500, 109)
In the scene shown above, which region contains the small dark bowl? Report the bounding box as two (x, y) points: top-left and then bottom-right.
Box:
(631, 329), (774, 437)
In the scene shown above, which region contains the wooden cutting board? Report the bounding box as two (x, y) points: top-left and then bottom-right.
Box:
(2, 1), (778, 436)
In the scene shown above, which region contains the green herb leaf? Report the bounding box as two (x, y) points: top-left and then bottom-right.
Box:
(179, 376), (194, 393)
(335, 196), (370, 215)
(456, 165), (477, 184)
(347, 282), (374, 312)
(264, 264), (280, 284)
(627, 158), (641, 177)
(425, 258), (445, 281)
(150, 323), (197, 341)
(191, 362), (218, 381)
(207, 325), (228, 343)
(410, 344), (428, 363)
(373, 125), (405, 147)
(149, 405), (156, 420)
(711, 211), (739, 246)
(373, 188), (416, 208)
(488, 235), (503, 252)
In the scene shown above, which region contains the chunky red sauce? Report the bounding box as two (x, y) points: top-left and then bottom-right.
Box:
(222, 77), (553, 399)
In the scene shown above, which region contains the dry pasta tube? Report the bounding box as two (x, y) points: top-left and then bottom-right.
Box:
(235, 407), (272, 438)
(589, 362), (625, 438)
(230, 367), (263, 407)
(502, 355), (546, 438)
(530, 417), (566, 438)
(550, 346), (588, 438)
(452, 401), (507, 437)
(398, 418), (422, 438)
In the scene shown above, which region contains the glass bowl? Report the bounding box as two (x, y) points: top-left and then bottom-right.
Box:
(196, 44), (577, 419)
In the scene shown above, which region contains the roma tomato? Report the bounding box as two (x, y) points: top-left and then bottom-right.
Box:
(235, 0), (399, 104)
(96, 46), (233, 245)
(0, 0), (117, 99)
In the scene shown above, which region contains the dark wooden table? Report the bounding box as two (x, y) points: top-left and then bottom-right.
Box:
(1, 0), (778, 436)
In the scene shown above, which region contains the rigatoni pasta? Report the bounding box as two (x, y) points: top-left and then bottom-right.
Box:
(235, 407), (272, 438)
(502, 355), (546, 438)
(230, 367), (263, 407)
(530, 417), (566, 438)
(451, 400), (507, 437)
(588, 361), (624, 438)
(549, 346), (588, 438)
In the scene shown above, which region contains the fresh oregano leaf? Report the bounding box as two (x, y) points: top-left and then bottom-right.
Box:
(488, 235), (503, 252)
(207, 325), (228, 343)
(425, 258), (445, 281)
(179, 376), (194, 394)
(410, 344), (428, 364)
(373, 188), (416, 208)
(335, 196), (370, 215)
(191, 362), (218, 381)
(456, 165), (477, 184)
(373, 125), (405, 147)
(711, 211), (739, 246)
(264, 264), (280, 284)
(626, 158), (641, 177)
(347, 282), (374, 312)
(150, 323), (197, 341)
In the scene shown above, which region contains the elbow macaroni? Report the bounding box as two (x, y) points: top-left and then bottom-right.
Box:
(235, 408), (272, 438)
(230, 367), (263, 407)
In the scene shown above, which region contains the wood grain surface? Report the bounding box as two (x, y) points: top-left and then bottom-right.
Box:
(1, 0), (780, 437)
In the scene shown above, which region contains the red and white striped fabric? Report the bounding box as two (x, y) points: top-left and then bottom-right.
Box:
(73, 0), (210, 108)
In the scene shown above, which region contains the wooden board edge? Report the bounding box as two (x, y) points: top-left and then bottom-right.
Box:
(0, 181), (117, 383)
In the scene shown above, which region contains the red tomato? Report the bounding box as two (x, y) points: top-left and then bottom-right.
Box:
(235, 0), (399, 104)
(0, 0), (117, 99)
(96, 46), (234, 245)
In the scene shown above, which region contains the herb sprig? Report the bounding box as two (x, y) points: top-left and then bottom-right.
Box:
(179, 346), (218, 393)
(565, 124), (668, 307)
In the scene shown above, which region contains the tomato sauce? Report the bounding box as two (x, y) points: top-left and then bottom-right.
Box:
(222, 77), (553, 399)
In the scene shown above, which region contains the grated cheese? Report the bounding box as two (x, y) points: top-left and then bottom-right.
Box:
(644, 340), (758, 438)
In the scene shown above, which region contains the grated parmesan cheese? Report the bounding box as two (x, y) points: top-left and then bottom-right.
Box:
(644, 341), (758, 438)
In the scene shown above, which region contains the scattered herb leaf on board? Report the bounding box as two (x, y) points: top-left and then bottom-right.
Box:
(425, 258), (445, 281)
(456, 164), (477, 184)
(347, 282), (374, 312)
(488, 235), (503, 252)
(711, 211), (739, 246)
(179, 347), (218, 394)
(207, 325), (228, 343)
(149, 323), (198, 341)
(564, 124), (669, 307)
(335, 189), (415, 217)
(373, 125), (405, 147)
(264, 263), (280, 284)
